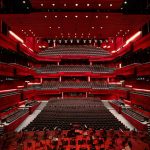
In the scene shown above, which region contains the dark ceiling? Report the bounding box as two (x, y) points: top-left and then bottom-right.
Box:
(0, 0), (150, 40)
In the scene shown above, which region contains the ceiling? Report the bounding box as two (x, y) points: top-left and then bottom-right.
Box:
(31, 0), (123, 10)
(0, 0), (150, 40)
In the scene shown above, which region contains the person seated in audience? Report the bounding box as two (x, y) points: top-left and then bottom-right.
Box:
(67, 128), (76, 137)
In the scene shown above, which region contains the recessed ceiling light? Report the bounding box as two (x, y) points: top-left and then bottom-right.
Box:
(55, 36), (57, 38)
(75, 36), (77, 38)
(75, 15), (78, 18)
(49, 26), (51, 28)
(64, 4), (67, 6)
(98, 4), (101, 7)
(106, 16), (109, 19)
(52, 3), (55, 6)
(65, 16), (68, 18)
(41, 3), (43, 7)
(58, 26), (60, 29)
(124, 1), (127, 4)
(88, 36), (90, 38)
(110, 4), (112, 7)
(44, 16), (47, 18)
(68, 33), (70, 35)
(100, 27), (103, 29)
(85, 16), (88, 18)
(82, 33), (84, 35)
(121, 7), (123, 10)
(29, 29), (31, 31)
(87, 4), (90, 6)
(128, 29), (130, 32)
(61, 33), (63, 35)
(26, 7), (29, 9)
(22, 30), (24, 31)
(22, 1), (26, 4)
(120, 29), (122, 31)
(55, 16), (57, 18)
(88, 33), (90, 35)
(24, 32), (26, 34)
(96, 16), (98, 18)
(75, 4), (78, 6)
(92, 27), (94, 29)
(75, 33), (77, 35)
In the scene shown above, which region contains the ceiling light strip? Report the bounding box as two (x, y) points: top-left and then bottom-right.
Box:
(9, 30), (24, 43)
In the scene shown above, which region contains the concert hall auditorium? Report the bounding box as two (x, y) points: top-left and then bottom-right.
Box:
(0, 0), (150, 150)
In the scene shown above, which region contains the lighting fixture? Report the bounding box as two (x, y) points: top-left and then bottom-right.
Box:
(124, 1), (127, 4)
(9, 31), (24, 43)
(126, 31), (141, 44)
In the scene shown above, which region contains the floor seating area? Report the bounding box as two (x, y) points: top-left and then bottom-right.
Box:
(2, 109), (29, 124)
(0, 128), (150, 150)
(0, 101), (40, 132)
(0, 124), (4, 135)
(122, 108), (148, 122)
(35, 65), (115, 74)
(109, 100), (124, 113)
(0, 91), (20, 97)
(25, 98), (127, 131)
(0, 106), (18, 120)
(25, 100), (39, 107)
(130, 91), (150, 97)
(110, 100), (124, 107)
(38, 45), (111, 56)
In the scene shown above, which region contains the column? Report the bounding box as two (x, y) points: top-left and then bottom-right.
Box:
(40, 78), (43, 84)
(53, 41), (56, 47)
(85, 92), (88, 98)
(59, 76), (61, 82)
(107, 78), (109, 83)
(88, 76), (91, 82)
